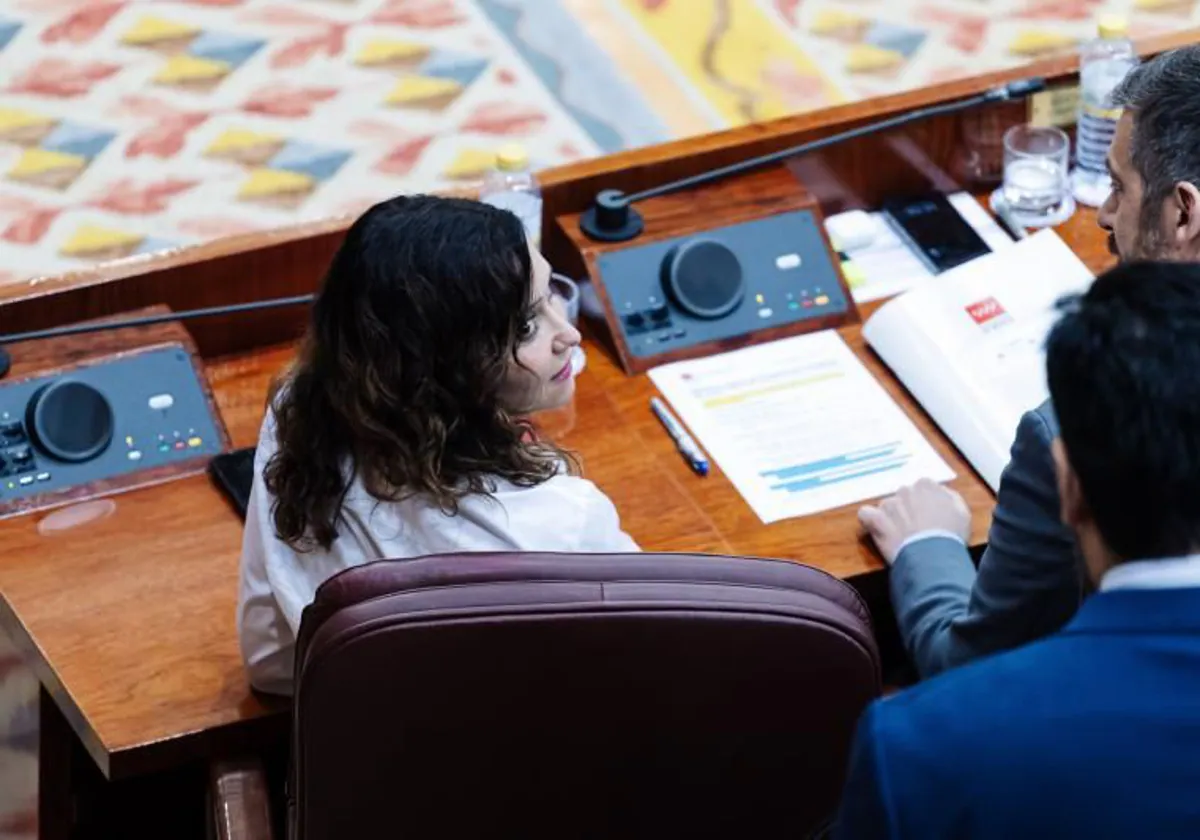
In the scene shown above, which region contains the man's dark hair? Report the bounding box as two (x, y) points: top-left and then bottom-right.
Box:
(1047, 261), (1200, 561)
(1112, 46), (1200, 229)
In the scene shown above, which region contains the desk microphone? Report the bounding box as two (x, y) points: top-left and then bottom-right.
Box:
(0, 294), (315, 379)
(578, 77), (1047, 243)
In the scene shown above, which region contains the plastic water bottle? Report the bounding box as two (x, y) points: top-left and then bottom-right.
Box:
(480, 144), (543, 249)
(1070, 16), (1137, 207)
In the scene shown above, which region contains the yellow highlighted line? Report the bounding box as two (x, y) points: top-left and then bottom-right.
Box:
(702, 371), (843, 408)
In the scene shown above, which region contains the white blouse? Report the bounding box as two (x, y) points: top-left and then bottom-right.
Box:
(237, 411), (639, 696)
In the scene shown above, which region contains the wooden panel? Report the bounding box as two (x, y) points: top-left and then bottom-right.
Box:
(0, 29), (1190, 357)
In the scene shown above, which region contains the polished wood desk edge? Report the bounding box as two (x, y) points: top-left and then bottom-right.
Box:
(0, 599), (279, 783)
(0, 479), (291, 781)
(0, 591), (114, 775)
(108, 699), (290, 781)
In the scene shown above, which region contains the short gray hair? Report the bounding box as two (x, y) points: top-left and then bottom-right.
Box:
(1112, 46), (1200, 211)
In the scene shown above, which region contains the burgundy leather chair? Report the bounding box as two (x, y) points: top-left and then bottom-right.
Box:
(273, 551), (881, 839)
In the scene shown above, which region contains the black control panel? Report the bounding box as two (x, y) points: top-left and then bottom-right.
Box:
(596, 209), (851, 359)
(0, 345), (225, 503)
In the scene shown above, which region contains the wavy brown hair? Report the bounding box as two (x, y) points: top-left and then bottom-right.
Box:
(265, 195), (569, 551)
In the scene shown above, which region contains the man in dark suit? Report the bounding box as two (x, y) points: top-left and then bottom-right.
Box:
(837, 261), (1200, 839)
(857, 44), (1200, 677)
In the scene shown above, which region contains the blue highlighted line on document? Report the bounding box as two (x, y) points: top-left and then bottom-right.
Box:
(761, 443), (910, 493)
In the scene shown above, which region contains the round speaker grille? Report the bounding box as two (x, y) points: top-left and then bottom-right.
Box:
(661, 239), (745, 319)
(26, 380), (114, 463)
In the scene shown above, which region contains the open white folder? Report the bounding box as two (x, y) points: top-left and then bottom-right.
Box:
(862, 229), (1095, 490)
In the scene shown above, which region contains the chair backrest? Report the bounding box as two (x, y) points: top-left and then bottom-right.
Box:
(291, 552), (881, 840)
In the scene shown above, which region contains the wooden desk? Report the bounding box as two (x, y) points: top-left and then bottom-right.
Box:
(0, 206), (1115, 799)
(0, 45), (1143, 835)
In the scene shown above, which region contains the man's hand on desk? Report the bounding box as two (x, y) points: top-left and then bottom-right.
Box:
(858, 479), (971, 565)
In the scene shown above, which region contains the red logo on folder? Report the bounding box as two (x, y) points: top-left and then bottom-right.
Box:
(966, 297), (1008, 326)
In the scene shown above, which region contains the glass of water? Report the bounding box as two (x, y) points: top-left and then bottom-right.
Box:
(997, 125), (1074, 227)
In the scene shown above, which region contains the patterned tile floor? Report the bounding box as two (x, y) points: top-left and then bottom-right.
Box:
(0, 0), (1192, 284)
(2, 0), (1199, 834)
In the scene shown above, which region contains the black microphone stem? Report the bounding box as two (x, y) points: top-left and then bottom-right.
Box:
(0, 294), (314, 345)
(626, 90), (998, 204)
(579, 78), (1045, 242)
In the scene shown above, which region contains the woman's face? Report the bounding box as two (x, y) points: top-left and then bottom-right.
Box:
(499, 243), (583, 414)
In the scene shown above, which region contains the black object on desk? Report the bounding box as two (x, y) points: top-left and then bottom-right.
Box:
(882, 193), (992, 274)
(209, 446), (255, 519)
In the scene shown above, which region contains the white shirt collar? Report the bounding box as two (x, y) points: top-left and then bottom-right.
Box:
(1099, 554), (1200, 593)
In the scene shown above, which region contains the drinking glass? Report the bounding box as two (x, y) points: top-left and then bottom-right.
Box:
(998, 125), (1073, 226)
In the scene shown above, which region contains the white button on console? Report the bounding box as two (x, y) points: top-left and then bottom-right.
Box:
(758, 307), (773, 318)
(148, 393), (174, 411)
(775, 253), (802, 270)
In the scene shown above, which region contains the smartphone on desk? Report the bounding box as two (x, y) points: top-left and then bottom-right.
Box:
(209, 446), (256, 520)
(882, 193), (992, 274)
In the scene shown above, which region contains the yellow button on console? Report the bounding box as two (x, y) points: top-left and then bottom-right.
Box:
(187, 436), (202, 448)
(814, 295), (830, 306)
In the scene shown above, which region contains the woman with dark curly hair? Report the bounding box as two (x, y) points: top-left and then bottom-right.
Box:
(238, 195), (637, 695)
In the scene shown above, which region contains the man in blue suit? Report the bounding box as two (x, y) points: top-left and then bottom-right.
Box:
(837, 260), (1200, 839)
(857, 45), (1200, 677)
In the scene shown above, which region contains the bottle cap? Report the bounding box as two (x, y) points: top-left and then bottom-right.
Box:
(1097, 15), (1128, 39)
(496, 144), (530, 172)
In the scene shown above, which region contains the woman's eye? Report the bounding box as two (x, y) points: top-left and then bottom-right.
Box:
(519, 318), (537, 341)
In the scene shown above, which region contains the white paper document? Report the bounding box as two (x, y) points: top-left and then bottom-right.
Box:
(648, 332), (955, 523)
